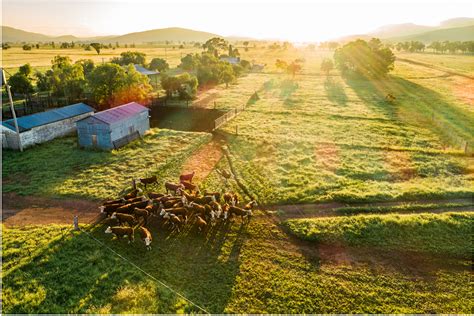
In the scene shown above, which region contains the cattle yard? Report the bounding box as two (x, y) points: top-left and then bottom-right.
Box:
(2, 48), (474, 313)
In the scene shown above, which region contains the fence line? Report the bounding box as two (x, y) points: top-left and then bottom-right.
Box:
(79, 227), (211, 314)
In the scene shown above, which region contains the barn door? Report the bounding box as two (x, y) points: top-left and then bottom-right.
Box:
(91, 134), (97, 147)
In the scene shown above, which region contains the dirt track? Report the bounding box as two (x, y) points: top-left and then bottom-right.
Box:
(2, 192), (100, 227)
(3, 190), (472, 228)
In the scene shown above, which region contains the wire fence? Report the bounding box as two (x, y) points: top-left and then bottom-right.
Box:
(78, 226), (210, 314)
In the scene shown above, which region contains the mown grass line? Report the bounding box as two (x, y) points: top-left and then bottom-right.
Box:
(284, 212), (473, 258)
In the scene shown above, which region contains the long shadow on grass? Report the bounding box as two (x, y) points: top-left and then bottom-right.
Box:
(324, 77), (348, 106)
(2, 129), (202, 200)
(345, 75), (474, 144)
(91, 216), (249, 313)
(2, 227), (191, 313)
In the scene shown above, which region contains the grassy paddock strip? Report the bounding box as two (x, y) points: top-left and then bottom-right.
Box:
(284, 212), (473, 257)
(2, 129), (211, 200)
(2, 225), (195, 314)
(334, 201), (474, 215)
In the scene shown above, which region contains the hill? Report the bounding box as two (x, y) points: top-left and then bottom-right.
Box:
(387, 25), (474, 43)
(369, 23), (434, 39)
(2, 26), (219, 44)
(2, 26), (52, 42)
(110, 27), (219, 44)
(439, 17), (474, 28)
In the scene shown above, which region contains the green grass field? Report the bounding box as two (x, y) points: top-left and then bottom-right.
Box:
(2, 47), (473, 314)
(284, 212), (473, 257)
(3, 129), (211, 200)
(208, 70), (473, 204)
(3, 212), (472, 313)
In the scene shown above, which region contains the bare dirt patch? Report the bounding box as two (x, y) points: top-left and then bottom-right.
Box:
(193, 91), (220, 108)
(2, 192), (100, 227)
(180, 136), (226, 183)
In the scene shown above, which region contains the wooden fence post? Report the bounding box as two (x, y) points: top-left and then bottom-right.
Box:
(465, 141), (469, 154)
(73, 215), (79, 231)
(236, 125), (238, 135)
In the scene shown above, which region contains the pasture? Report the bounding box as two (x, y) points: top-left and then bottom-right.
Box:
(3, 211), (472, 313)
(2, 46), (473, 313)
(3, 129), (211, 200)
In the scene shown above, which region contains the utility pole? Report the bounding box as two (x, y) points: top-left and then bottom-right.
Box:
(2, 69), (23, 151)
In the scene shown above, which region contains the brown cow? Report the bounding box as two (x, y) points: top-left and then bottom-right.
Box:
(105, 226), (134, 243)
(140, 175), (158, 188)
(138, 226), (152, 250)
(179, 171), (195, 183)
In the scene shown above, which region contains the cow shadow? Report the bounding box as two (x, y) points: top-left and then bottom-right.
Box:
(94, 214), (249, 313)
(2, 226), (192, 314)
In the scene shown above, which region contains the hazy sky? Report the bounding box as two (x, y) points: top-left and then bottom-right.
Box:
(2, 0), (473, 41)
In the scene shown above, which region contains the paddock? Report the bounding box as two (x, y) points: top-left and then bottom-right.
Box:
(149, 106), (224, 132)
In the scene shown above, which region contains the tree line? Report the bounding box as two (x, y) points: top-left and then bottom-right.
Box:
(391, 40), (474, 54)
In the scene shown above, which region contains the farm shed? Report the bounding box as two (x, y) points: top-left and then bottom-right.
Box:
(2, 103), (94, 150)
(220, 57), (241, 65)
(133, 64), (160, 86)
(76, 102), (150, 150)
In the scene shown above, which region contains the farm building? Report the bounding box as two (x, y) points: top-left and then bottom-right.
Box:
(220, 57), (240, 65)
(2, 103), (94, 150)
(76, 102), (150, 150)
(133, 64), (160, 86)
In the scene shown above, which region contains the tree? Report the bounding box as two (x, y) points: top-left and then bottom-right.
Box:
(22, 44), (32, 51)
(276, 59), (303, 78)
(179, 54), (200, 71)
(86, 63), (152, 108)
(287, 60), (302, 78)
(18, 63), (33, 77)
(75, 59), (95, 76)
(111, 51), (146, 66)
(90, 43), (101, 55)
(47, 56), (85, 98)
(161, 74), (181, 98)
(321, 58), (334, 75)
(8, 72), (34, 96)
(203, 37), (228, 57)
(2, 43), (11, 50)
(35, 71), (53, 91)
(240, 59), (251, 70)
(275, 59), (288, 72)
(334, 38), (395, 78)
(149, 58), (169, 72)
(177, 73), (198, 100)
(35, 44), (40, 49)
(243, 41), (249, 51)
(219, 65), (235, 88)
(161, 73), (198, 100)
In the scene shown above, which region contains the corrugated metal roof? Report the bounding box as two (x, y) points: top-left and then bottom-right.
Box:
(2, 103), (94, 132)
(89, 102), (149, 125)
(134, 64), (160, 76)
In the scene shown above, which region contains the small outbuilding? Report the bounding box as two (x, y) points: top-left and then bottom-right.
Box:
(133, 64), (160, 87)
(76, 102), (150, 150)
(2, 103), (94, 150)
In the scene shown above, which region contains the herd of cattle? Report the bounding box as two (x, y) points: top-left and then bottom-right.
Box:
(100, 172), (258, 250)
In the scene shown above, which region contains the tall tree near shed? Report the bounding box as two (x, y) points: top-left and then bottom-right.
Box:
(87, 63), (152, 109)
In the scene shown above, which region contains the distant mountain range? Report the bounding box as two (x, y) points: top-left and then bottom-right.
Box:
(2, 17), (474, 44)
(2, 26), (223, 44)
(339, 17), (474, 43)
